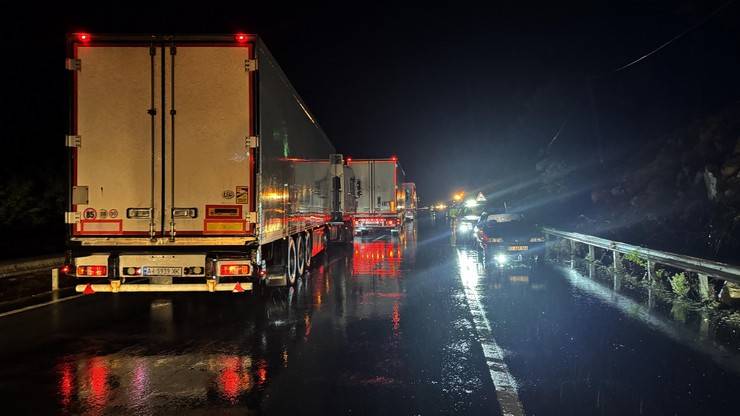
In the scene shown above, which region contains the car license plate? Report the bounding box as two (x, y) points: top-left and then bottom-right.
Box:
(508, 245), (528, 251)
(143, 266), (182, 276)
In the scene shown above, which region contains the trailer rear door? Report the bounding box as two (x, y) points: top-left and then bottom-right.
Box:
(74, 45), (162, 236)
(372, 160), (397, 214)
(167, 45), (253, 236)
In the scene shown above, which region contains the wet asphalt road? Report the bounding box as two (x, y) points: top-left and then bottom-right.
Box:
(1, 216), (739, 415)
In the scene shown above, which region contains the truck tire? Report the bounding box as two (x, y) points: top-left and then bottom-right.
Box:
(305, 231), (312, 268)
(296, 234), (306, 277)
(286, 237), (297, 286)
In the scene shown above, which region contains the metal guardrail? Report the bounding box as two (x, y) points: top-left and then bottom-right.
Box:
(0, 256), (64, 279)
(542, 228), (740, 284)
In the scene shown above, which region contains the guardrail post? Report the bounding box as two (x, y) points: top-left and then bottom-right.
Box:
(570, 240), (577, 255)
(646, 260), (656, 283)
(612, 250), (623, 274)
(698, 273), (710, 301)
(587, 245), (595, 261)
(51, 268), (59, 291)
(544, 234), (550, 259)
(699, 310), (710, 340)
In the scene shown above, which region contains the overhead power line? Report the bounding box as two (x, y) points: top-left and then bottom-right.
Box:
(608, 0), (736, 75)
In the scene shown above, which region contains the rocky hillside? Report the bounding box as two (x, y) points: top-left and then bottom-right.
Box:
(536, 105), (740, 262)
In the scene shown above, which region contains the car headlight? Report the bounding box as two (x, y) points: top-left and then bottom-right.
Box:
(495, 254), (508, 264)
(529, 236), (546, 243)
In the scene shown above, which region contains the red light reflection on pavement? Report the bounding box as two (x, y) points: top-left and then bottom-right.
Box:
(304, 313), (312, 340)
(86, 357), (110, 410)
(217, 356), (253, 403)
(352, 241), (403, 277)
(58, 362), (75, 407)
(256, 360), (268, 386)
(392, 302), (401, 336)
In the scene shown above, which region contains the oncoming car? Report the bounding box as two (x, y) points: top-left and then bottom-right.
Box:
(453, 199), (487, 242)
(474, 212), (545, 266)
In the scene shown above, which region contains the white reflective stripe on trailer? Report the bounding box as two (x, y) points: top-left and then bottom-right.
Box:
(75, 282), (252, 293)
(72, 236), (257, 246)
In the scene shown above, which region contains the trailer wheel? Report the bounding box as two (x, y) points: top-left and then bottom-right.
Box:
(305, 231), (312, 267)
(296, 234), (305, 277)
(286, 237), (297, 286)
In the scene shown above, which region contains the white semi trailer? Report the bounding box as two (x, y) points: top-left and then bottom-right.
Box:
(63, 33), (351, 292)
(348, 158), (406, 234)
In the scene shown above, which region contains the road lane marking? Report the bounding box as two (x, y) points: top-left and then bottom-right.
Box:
(457, 249), (524, 416)
(0, 292), (84, 318)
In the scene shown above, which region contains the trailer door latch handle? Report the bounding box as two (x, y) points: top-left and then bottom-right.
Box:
(66, 135), (81, 148)
(65, 212), (81, 224)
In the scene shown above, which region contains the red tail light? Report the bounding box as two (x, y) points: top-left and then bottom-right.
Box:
(77, 33), (91, 43)
(235, 33), (249, 43)
(61, 264), (72, 275)
(77, 265), (107, 277)
(219, 264), (251, 276)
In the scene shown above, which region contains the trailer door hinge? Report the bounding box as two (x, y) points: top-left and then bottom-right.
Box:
(244, 59), (258, 72)
(247, 136), (259, 149)
(66, 135), (81, 148)
(65, 211), (81, 224)
(247, 212), (258, 223)
(66, 58), (81, 71)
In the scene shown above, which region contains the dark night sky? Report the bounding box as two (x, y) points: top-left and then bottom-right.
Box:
(4, 1), (740, 203)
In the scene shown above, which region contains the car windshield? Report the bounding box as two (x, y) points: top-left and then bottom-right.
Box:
(483, 218), (533, 235)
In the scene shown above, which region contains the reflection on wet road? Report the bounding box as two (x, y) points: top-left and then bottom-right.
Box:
(0, 217), (739, 414)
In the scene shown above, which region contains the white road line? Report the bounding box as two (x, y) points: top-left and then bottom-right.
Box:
(457, 249), (524, 416)
(0, 292), (85, 318)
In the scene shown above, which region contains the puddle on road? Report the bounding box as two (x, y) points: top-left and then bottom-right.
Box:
(43, 227), (419, 415)
(559, 259), (740, 373)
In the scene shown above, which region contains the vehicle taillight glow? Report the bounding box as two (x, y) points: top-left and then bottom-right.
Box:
(235, 33), (249, 43)
(61, 264), (72, 275)
(77, 265), (107, 277)
(77, 33), (91, 43)
(219, 264), (250, 276)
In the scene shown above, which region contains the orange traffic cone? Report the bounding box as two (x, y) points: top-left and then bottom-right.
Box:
(83, 284), (95, 295)
(233, 282), (245, 293)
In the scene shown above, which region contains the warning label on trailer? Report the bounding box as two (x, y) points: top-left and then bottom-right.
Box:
(236, 186), (249, 204)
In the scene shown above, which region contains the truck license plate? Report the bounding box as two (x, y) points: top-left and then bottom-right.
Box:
(508, 245), (528, 251)
(143, 266), (182, 276)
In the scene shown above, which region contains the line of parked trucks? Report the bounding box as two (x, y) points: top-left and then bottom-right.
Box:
(62, 33), (417, 293)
